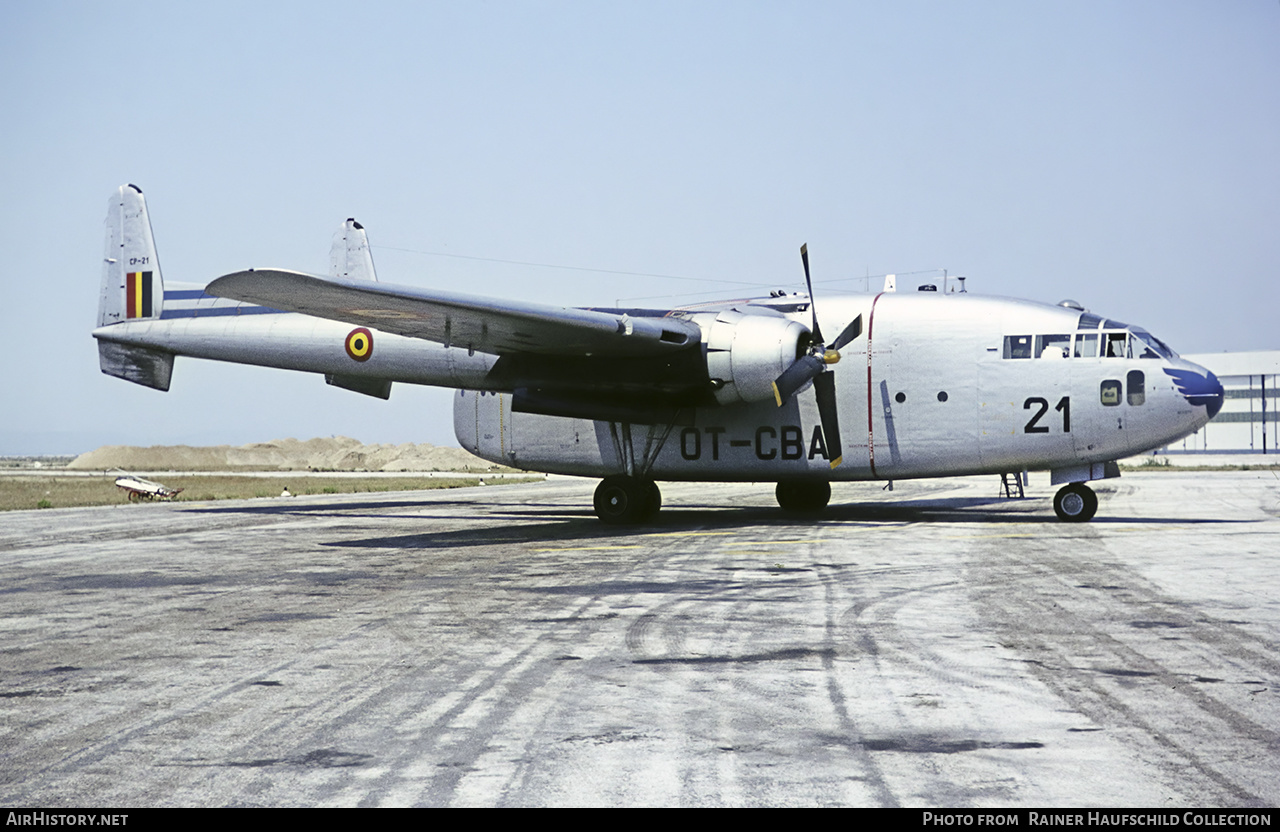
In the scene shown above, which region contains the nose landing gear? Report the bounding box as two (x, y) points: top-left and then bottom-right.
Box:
(1054, 482), (1098, 522)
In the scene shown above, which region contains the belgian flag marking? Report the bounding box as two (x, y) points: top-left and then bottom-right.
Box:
(126, 271), (153, 319)
(345, 328), (374, 362)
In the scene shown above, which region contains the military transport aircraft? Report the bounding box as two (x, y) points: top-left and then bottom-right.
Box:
(93, 185), (1224, 524)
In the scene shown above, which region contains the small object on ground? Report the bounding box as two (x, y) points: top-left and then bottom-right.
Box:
(115, 474), (183, 502)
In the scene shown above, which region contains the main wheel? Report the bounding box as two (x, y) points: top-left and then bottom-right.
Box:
(1053, 483), (1098, 522)
(593, 476), (660, 525)
(641, 480), (662, 522)
(775, 480), (831, 513)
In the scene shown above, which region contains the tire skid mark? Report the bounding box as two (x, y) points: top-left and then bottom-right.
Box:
(823, 556), (1043, 805)
(359, 529), (738, 805)
(815, 562), (898, 806)
(969, 529), (1275, 805)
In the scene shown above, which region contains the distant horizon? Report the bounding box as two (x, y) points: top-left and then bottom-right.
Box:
(1, 432), (471, 458)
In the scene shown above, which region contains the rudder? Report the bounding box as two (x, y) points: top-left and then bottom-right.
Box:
(98, 184), (164, 326)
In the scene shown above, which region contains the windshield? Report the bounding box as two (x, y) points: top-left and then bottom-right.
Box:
(1130, 328), (1177, 359)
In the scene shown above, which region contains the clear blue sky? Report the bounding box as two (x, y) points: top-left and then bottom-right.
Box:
(2, 1), (1277, 454)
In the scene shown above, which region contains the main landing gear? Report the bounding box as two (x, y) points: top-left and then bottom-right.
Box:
(1053, 482), (1098, 522)
(593, 475), (662, 525)
(775, 480), (831, 513)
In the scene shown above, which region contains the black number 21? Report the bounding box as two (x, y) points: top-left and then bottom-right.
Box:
(1024, 396), (1070, 433)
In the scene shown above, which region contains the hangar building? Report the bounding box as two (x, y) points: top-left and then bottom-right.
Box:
(1168, 350), (1279, 454)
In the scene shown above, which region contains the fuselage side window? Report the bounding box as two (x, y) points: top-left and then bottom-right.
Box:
(1004, 335), (1032, 359)
(1036, 334), (1071, 358)
(1127, 370), (1146, 406)
(1075, 333), (1099, 358)
(1100, 379), (1122, 406)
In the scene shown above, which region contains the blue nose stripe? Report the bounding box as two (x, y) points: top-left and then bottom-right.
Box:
(1164, 368), (1224, 418)
(1204, 371), (1225, 418)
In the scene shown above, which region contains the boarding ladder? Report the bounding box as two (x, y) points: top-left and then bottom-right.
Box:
(1000, 471), (1026, 499)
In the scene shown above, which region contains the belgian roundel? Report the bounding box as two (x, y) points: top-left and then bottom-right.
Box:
(345, 328), (373, 362)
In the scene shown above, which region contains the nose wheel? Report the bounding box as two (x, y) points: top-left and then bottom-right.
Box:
(1053, 483), (1098, 522)
(594, 475), (662, 525)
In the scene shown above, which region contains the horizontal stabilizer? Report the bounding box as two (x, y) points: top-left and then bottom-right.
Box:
(98, 340), (174, 391)
(325, 373), (392, 399)
(208, 269), (701, 358)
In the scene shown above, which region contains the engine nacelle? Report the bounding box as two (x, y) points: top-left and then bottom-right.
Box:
(699, 310), (809, 405)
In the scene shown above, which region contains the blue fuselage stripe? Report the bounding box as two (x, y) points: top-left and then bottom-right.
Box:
(159, 306), (285, 319)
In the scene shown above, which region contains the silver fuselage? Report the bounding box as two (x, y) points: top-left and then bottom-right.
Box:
(95, 286), (1217, 483)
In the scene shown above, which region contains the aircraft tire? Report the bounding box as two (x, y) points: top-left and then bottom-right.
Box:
(775, 480), (831, 513)
(1053, 483), (1097, 522)
(641, 480), (662, 522)
(594, 475), (657, 525)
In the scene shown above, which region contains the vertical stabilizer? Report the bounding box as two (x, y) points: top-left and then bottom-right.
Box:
(329, 218), (378, 281)
(98, 184), (164, 326)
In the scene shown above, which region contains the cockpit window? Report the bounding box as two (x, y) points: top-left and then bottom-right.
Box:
(1134, 338), (1161, 359)
(1004, 335), (1032, 359)
(1002, 320), (1177, 361)
(1104, 332), (1130, 358)
(1074, 333), (1099, 358)
(1036, 334), (1071, 358)
(1130, 328), (1176, 359)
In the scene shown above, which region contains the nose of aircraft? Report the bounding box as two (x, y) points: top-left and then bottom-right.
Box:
(1203, 370), (1225, 418)
(1163, 365), (1224, 419)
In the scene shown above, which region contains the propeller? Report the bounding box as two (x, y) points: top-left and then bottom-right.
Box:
(770, 244), (862, 469)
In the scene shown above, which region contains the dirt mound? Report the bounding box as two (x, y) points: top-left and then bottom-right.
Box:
(68, 436), (505, 472)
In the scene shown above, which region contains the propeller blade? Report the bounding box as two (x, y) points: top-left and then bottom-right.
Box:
(812, 371), (843, 468)
(800, 243), (824, 346)
(771, 353), (825, 406)
(829, 314), (863, 352)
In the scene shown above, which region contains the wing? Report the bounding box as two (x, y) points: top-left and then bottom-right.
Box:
(206, 269), (700, 357)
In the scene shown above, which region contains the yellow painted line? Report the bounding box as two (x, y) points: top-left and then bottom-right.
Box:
(724, 539), (827, 547)
(532, 545), (645, 552)
(946, 527), (1145, 540)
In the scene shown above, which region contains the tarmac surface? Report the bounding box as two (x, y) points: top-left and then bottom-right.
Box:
(1, 471), (1277, 807)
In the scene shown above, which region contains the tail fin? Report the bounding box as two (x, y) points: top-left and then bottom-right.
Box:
(329, 218), (378, 282)
(98, 184), (165, 326)
(96, 185), (173, 391)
